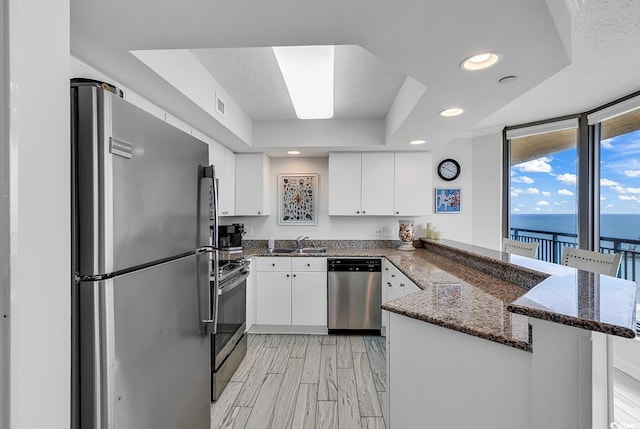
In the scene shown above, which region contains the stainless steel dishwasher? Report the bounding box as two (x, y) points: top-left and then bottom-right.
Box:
(327, 258), (382, 332)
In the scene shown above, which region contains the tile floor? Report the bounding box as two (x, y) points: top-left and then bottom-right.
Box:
(211, 334), (386, 429)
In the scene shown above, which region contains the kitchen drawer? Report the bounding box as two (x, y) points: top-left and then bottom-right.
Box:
(256, 257), (292, 272)
(291, 257), (327, 272)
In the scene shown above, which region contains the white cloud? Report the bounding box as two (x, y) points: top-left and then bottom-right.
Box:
(557, 173), (577, 185)
(542, 191), (551, 197)
(535, 207), (541, 211)
(558, 189), (574, 196)
(601, 139), (613, 149)
(526, 187), (540, 194)
(512, 175), (535, 184)
(601, 178), (620, 187)
(513, 207), (520, 212)
(623, 170), (640, 178)
(619, 195), (638, 201)
(612, 185), (640, 194)
(607, 204), (614, 208)
(536, 200), (550, 206)
(516, 157), (552, 173)
(600, 196), (606, 201)
(511, 187), (522, 197)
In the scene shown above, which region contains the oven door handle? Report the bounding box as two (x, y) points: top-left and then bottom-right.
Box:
(219, 270), (249, 295)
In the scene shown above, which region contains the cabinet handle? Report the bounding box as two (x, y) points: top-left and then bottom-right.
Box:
(391, 274), (396, 278)
(286, 274), (290, 278)
(387, 282), (392, 287)
(272, 263), (275, 267)
(385, 268), (389, 271)
(258, 211), (261, 215)
(400, 283), (405, 288)
(356, 211), (360, 214)
(396, 211), (399, 214)
(307, 263), (311, 267)
(293, 274), (296, 278)
(362, 210), (366, 214)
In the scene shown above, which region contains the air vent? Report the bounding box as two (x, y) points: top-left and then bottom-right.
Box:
(215, 93), (226, 118)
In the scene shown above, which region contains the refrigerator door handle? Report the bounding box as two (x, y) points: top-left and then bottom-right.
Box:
(211, 250), (220, 335)
(202, 164), (219, 249)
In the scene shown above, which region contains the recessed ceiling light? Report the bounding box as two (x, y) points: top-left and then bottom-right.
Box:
(409, 140), (426, 145)
(461, 52), (501, 71)
(287, 150), (301, 155)
(273, 45), (334, 120)
(439, 108), (464, 117)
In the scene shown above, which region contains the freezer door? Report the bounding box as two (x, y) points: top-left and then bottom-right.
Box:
(74, 86), (211, 275)
(79, 253), (210, 429)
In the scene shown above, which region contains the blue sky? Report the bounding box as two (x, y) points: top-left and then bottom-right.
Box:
(510, 129), (640, 215)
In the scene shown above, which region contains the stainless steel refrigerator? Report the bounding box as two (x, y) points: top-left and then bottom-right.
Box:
(71, 80), (215, 429)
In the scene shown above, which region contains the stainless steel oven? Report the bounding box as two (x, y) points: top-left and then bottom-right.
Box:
(211, 255), (250, 401)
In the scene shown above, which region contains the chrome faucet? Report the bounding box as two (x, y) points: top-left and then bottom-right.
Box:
(295, 236), (309, 248)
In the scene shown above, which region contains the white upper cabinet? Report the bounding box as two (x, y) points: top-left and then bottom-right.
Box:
(223, 149), (236, 216)
(394, 152), (432, 216)
(362, 153), (394, 216)
(235, 153), (270, 216)
(329, 152), (431, 216)
(208, 143), (235, 216)
(328, 152), (362, 215)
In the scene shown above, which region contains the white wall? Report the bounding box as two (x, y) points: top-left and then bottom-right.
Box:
(471, 129), (504, 250)
(430, 136), (474, 243)
(7, 0), (70, 428)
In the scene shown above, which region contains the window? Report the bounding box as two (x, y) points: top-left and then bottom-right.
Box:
(597, 106), (640, 307)
(506, 121), (578, 262)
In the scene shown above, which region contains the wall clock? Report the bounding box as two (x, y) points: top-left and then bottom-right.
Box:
(437, 158), (461, 181)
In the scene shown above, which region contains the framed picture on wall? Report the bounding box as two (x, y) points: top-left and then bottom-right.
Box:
(278, 173), (318, 225)
(435, 188), (461, 214)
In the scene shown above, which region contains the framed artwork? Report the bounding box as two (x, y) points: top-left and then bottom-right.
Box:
(435, 187), (461, 214)
(278, 174), (318, 225)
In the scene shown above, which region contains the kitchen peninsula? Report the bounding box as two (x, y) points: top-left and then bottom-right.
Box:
(244, 238), (636, 429)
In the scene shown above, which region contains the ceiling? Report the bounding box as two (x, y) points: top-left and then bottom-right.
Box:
(70, 0), (640, 156)
(192, 45), (407, 121)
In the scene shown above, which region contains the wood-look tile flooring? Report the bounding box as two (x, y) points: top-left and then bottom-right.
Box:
(211, 334), (387, 429)
(614, 367), (640, 426)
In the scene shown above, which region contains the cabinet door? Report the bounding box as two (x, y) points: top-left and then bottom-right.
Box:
(223, 149), (236, 216)
(291, 272), (327, 326)
(394, 152), (432, 216)
(362, 153), (394, 216)
(328, 153), (362, 215)
(256, 272), (291, 325)
(236, 154), (270, 216)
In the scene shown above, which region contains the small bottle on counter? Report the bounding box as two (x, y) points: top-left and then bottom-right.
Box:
(267, 238), (274, 250)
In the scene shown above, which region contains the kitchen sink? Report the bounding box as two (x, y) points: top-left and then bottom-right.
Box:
(265, 248), (295, 254)
(264, 247), (328, 254)
(294, 247), (328, 254)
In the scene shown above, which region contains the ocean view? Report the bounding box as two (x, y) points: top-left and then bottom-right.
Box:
(511, 214), (640, 241)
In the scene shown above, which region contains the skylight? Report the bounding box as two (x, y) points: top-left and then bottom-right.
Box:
(272, 45), (334, 120)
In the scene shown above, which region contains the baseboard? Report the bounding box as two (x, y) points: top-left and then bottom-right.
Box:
(248, 325), (329, 335)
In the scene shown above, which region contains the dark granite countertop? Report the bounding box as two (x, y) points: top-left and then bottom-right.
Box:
(244, 240), (532, 351)
(242, 238), (637, 350)
(422, 239), (637, 339)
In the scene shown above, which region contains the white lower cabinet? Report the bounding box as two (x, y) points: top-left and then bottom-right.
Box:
(255, 257), (327, 332)
(382, 259), (420, 335)
(291, 271), (327, 326)
(256, 271), (292, 325)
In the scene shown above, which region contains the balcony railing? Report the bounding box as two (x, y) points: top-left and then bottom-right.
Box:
(510, 227), (640, 284)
